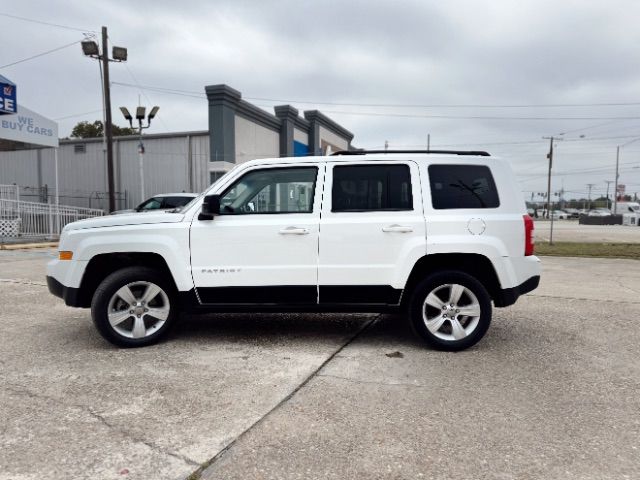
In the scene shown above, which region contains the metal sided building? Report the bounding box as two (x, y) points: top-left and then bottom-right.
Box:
(0, 84), (354, 211)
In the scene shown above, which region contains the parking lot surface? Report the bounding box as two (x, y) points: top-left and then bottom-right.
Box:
(535, 219), (640, 243)
(1, 249), (639, 480)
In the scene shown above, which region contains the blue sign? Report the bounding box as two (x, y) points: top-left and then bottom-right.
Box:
(0, 74), (17, 115)
(293, 140), (309, 157)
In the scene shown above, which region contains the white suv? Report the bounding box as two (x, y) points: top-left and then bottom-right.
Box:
(47, 150), (540, 351)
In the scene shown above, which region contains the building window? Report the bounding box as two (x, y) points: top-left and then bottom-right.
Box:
(332, 164), (412, 212)
(220, 167), (317, 214)
(429, 164), (500, 209)
(74, 144), (86, 154)
(209, 171), (226, 185)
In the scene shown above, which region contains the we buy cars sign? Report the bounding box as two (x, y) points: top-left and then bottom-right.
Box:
(0, 74), (17, 115)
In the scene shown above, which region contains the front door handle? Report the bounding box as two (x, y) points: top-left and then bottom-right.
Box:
(382, 224), (413, 233)
(279, 226), (309, 235)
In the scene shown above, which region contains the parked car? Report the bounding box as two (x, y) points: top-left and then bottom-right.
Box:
(587, 208), (612, 217)
(47, 149), (541, 351)
(111, 193), (198, 215)
(549, 210), (568, 220)
(563, 208), (580, 219)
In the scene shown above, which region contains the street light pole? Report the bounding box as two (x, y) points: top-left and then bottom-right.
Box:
(587, 183), (595, 210)
(605, 180), (614, 209)
(138, 123), (146, 201)
(120, 106), (159, 204)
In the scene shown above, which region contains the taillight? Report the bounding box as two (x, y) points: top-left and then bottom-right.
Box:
(523, 214), (534, 256)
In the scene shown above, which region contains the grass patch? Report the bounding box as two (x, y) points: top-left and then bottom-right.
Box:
(535, 242), (640, 259)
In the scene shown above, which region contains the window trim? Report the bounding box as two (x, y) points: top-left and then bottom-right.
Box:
(218, 165), (319, 215)
(330, 163), (414, 213)
(428, 163), (500, 210)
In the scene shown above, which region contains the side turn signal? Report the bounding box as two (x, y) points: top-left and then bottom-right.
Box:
(59, 251), (73, 261)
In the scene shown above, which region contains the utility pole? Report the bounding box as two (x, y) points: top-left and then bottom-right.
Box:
(384, 140), (388, 151)
(427, 134), (430, 152)
(82, 27), (127, 212)
(101, 27), (115, 213)
(586, 183), (595, 210)
(542, 136), (561, 219)
(614, 146), (620, 215)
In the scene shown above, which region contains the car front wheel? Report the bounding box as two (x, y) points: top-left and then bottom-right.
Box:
(91, 267), (177, 348)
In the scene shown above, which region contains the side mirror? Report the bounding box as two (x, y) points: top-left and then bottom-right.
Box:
(198, 194), (221, 220)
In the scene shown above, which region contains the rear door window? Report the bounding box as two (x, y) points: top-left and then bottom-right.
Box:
(428, 165), (500, 209)
(332, 164), (412, 212)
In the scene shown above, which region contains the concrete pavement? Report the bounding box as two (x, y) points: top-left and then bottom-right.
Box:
(1, 250), (639, 480)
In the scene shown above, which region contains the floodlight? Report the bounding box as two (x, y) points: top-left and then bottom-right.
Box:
(135, 106), (146, 121)
(148, 106), (160, 120)
(112, 46), (128, 61)
(81, 40), (99, 56)
(119, 107), (132, 121)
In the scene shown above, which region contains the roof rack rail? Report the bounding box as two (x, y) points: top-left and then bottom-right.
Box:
(331, 149), (491, 157)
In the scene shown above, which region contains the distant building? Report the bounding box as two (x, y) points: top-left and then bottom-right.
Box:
(0, 84), (354, 210)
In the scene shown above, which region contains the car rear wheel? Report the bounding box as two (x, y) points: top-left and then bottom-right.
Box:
(409, 271), (492, 351)
(91, 267), (177, 348)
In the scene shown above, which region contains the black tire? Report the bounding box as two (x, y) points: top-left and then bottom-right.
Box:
(91, 267), (178, 348)
(408, 270), (492, 351)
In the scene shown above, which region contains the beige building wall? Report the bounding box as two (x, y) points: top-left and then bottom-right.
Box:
(319, 125), (349, 154)
(234, 115), (279, 164)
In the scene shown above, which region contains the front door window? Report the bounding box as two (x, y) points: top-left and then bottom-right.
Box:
(219, 167), (317, 214)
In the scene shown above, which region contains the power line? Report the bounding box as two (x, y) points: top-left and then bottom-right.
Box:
(112, 81), (205, 99)
(314, 110), (640, 121)
(110, 81), (640, 113)
(54, 109), (104, 121)
(0, 40), (81, 69)
(247, 98), (640, 109)
(0, 13), (96, 33)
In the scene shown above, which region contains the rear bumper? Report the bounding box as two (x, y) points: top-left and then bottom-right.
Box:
(46, 276), (84, 307)
(494, 275), (540, 307)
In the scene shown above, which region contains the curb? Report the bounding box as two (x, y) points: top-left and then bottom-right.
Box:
(0, 242), (58, 251)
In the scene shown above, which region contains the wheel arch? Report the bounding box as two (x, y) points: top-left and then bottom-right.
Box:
(76, 253), (178, 308)
(402, 253), (503, 306)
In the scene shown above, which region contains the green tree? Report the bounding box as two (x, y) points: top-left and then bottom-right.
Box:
(70, 120), (137, 138)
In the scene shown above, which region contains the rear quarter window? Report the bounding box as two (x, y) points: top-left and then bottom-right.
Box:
(428, 164), (500, 209)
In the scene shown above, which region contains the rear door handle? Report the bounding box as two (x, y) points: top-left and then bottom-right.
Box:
(279, 226), (309, 235)
(382, 224), (413, 233)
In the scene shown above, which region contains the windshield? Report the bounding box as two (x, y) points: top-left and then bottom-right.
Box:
(137, 197), (163, 211)
(172, 168), (238, 212)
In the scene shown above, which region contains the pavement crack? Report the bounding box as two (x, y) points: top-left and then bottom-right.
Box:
(4, 383), (199, 467)
(611, 279), (640, 296)
(187, 315), (381, 480)
(527, 293), (640, 305)
(317, 373), (430, 389)
(0, 278), (47, 286)
(84, 407), (200, 467)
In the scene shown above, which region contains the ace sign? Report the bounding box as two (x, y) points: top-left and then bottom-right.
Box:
(0, 75), (17, 115)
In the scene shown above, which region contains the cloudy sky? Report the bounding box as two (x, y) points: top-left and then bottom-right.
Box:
(3, 0), (640, 200)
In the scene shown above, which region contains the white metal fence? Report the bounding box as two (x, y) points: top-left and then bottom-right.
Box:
(0, 198), (104, 240)
(0, 184), (20, 202)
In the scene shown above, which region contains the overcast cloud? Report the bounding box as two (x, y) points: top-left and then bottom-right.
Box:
(3, 0), (640, 200)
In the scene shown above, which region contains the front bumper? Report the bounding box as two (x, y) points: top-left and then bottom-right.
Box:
(494, 275), (540, 307)
(46, 276), (84, 307)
